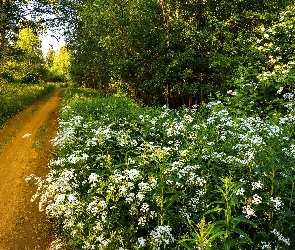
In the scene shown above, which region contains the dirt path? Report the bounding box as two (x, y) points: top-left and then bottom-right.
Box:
(0, 89), (63, 250)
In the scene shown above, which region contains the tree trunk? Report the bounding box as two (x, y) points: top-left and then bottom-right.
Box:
(165, 82), (170, 107)
(188, 95), (192, 108)
(0, 13), (7, 61)
(159, 0), (170, 47)
(159, 0), (171, 107)
(199, 72), (203, 103)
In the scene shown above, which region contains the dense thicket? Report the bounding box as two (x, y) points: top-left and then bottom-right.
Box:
(62, 0), (294, 107)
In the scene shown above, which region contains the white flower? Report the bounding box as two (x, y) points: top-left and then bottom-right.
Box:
(252, 194), (263, 205)
(56, 194), (66, 204)
(249, 135), (264, 145)
(150, 225), (175, 246)
(140, 203), (149, 213)
(166, 180), (174, 185)
(239, 178), (246, 183)
(125, 169), (140, 180)
(251, 181), (263, 190)
(48, 238), (64, 250)
(68, 194), (77, 202)
(119, 186), (128, 196)
(149, 210), (157, 219)
(242, 205), (255, 219)
(138, 216), (147, 226)
(261, 241), (272, 249)
(236, 188), (245, 196)
(270, 197), (284, 211)
(271, 229), (290, 246)
(276, 87), (284, 94)
(283, 93), (294, 100)
(138, 182), (152, 192)
(138, 237), (146, 246)
(284, 103), (293, 109)
(125, 193), (135, 204)
(88, 173), (99, 183)
(127, 182), (135, 189)
(136, 193), (145, 201)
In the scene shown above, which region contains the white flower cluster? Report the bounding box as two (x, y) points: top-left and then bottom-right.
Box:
(150, 225), (175, 249)
(283, 144), (295, 158)
(252, 181), (263, 191)
(260, 241), (272, 249)
(165, 161), (206, 188)
(33, 92), (295, 249)
(242, 205), (255, 219)
(270, 197), (284, 211)
(236, 188), (245, 196)
(252, 194), (263, 205)
(271, 229), (290, 246)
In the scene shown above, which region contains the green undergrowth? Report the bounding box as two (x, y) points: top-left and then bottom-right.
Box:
(0, 82), (56, 127)
(31, 87), (295, 250)
(0, 125), (20, 155)
(33, 121), (48, 149)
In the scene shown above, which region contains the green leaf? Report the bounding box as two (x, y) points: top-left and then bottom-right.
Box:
(232, 228), (253, 244)
(203, 207), (223, 216)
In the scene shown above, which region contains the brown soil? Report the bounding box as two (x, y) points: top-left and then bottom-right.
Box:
(0, 89), (63, 250)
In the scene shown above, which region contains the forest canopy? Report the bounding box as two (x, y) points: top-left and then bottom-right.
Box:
(1, 0), (295, 109)
(55, 0), (295, 108)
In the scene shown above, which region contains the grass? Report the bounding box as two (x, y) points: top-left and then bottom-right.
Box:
(0, 125), (20, 155)
(0, 82), (56, 127)
(29, 93), (52, 115)
(33, 121), (48, 149)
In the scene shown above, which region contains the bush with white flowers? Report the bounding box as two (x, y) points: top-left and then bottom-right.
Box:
(32, 88), (295, 249)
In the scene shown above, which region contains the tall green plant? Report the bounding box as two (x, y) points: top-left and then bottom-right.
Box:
(180, 178), (255, 249)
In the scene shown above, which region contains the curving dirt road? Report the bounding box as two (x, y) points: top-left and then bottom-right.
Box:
(0, 89), (63, 250)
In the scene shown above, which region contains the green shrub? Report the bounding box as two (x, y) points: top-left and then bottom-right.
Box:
(21, 72), (39, 84)
(0, 71), (14, 83)
(47, 72), (67, 83)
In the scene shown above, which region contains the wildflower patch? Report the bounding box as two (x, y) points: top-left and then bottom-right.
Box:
(34, 88), (295, 249)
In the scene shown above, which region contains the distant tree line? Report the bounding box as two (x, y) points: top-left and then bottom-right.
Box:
(57, 0), (294, 107)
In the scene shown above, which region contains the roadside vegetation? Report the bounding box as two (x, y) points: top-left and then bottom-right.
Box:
(2, 0), (295, 249)
(0, 82), (56, 127)
(31, 87), (295, 249)
(0, 18), (69, 128)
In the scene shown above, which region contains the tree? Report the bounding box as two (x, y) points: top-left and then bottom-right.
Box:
(57, 0), (295, 106)
(2, 27), (45, 80)
(0, 0), (57, 61)
(51, 46), (70, 78)
(46, 48), (55, 67)
(16, 27), (43, 66)
(0, 0), (25, 60)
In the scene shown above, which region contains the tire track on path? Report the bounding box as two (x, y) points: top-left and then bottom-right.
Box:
(0, 89), (63, 250)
